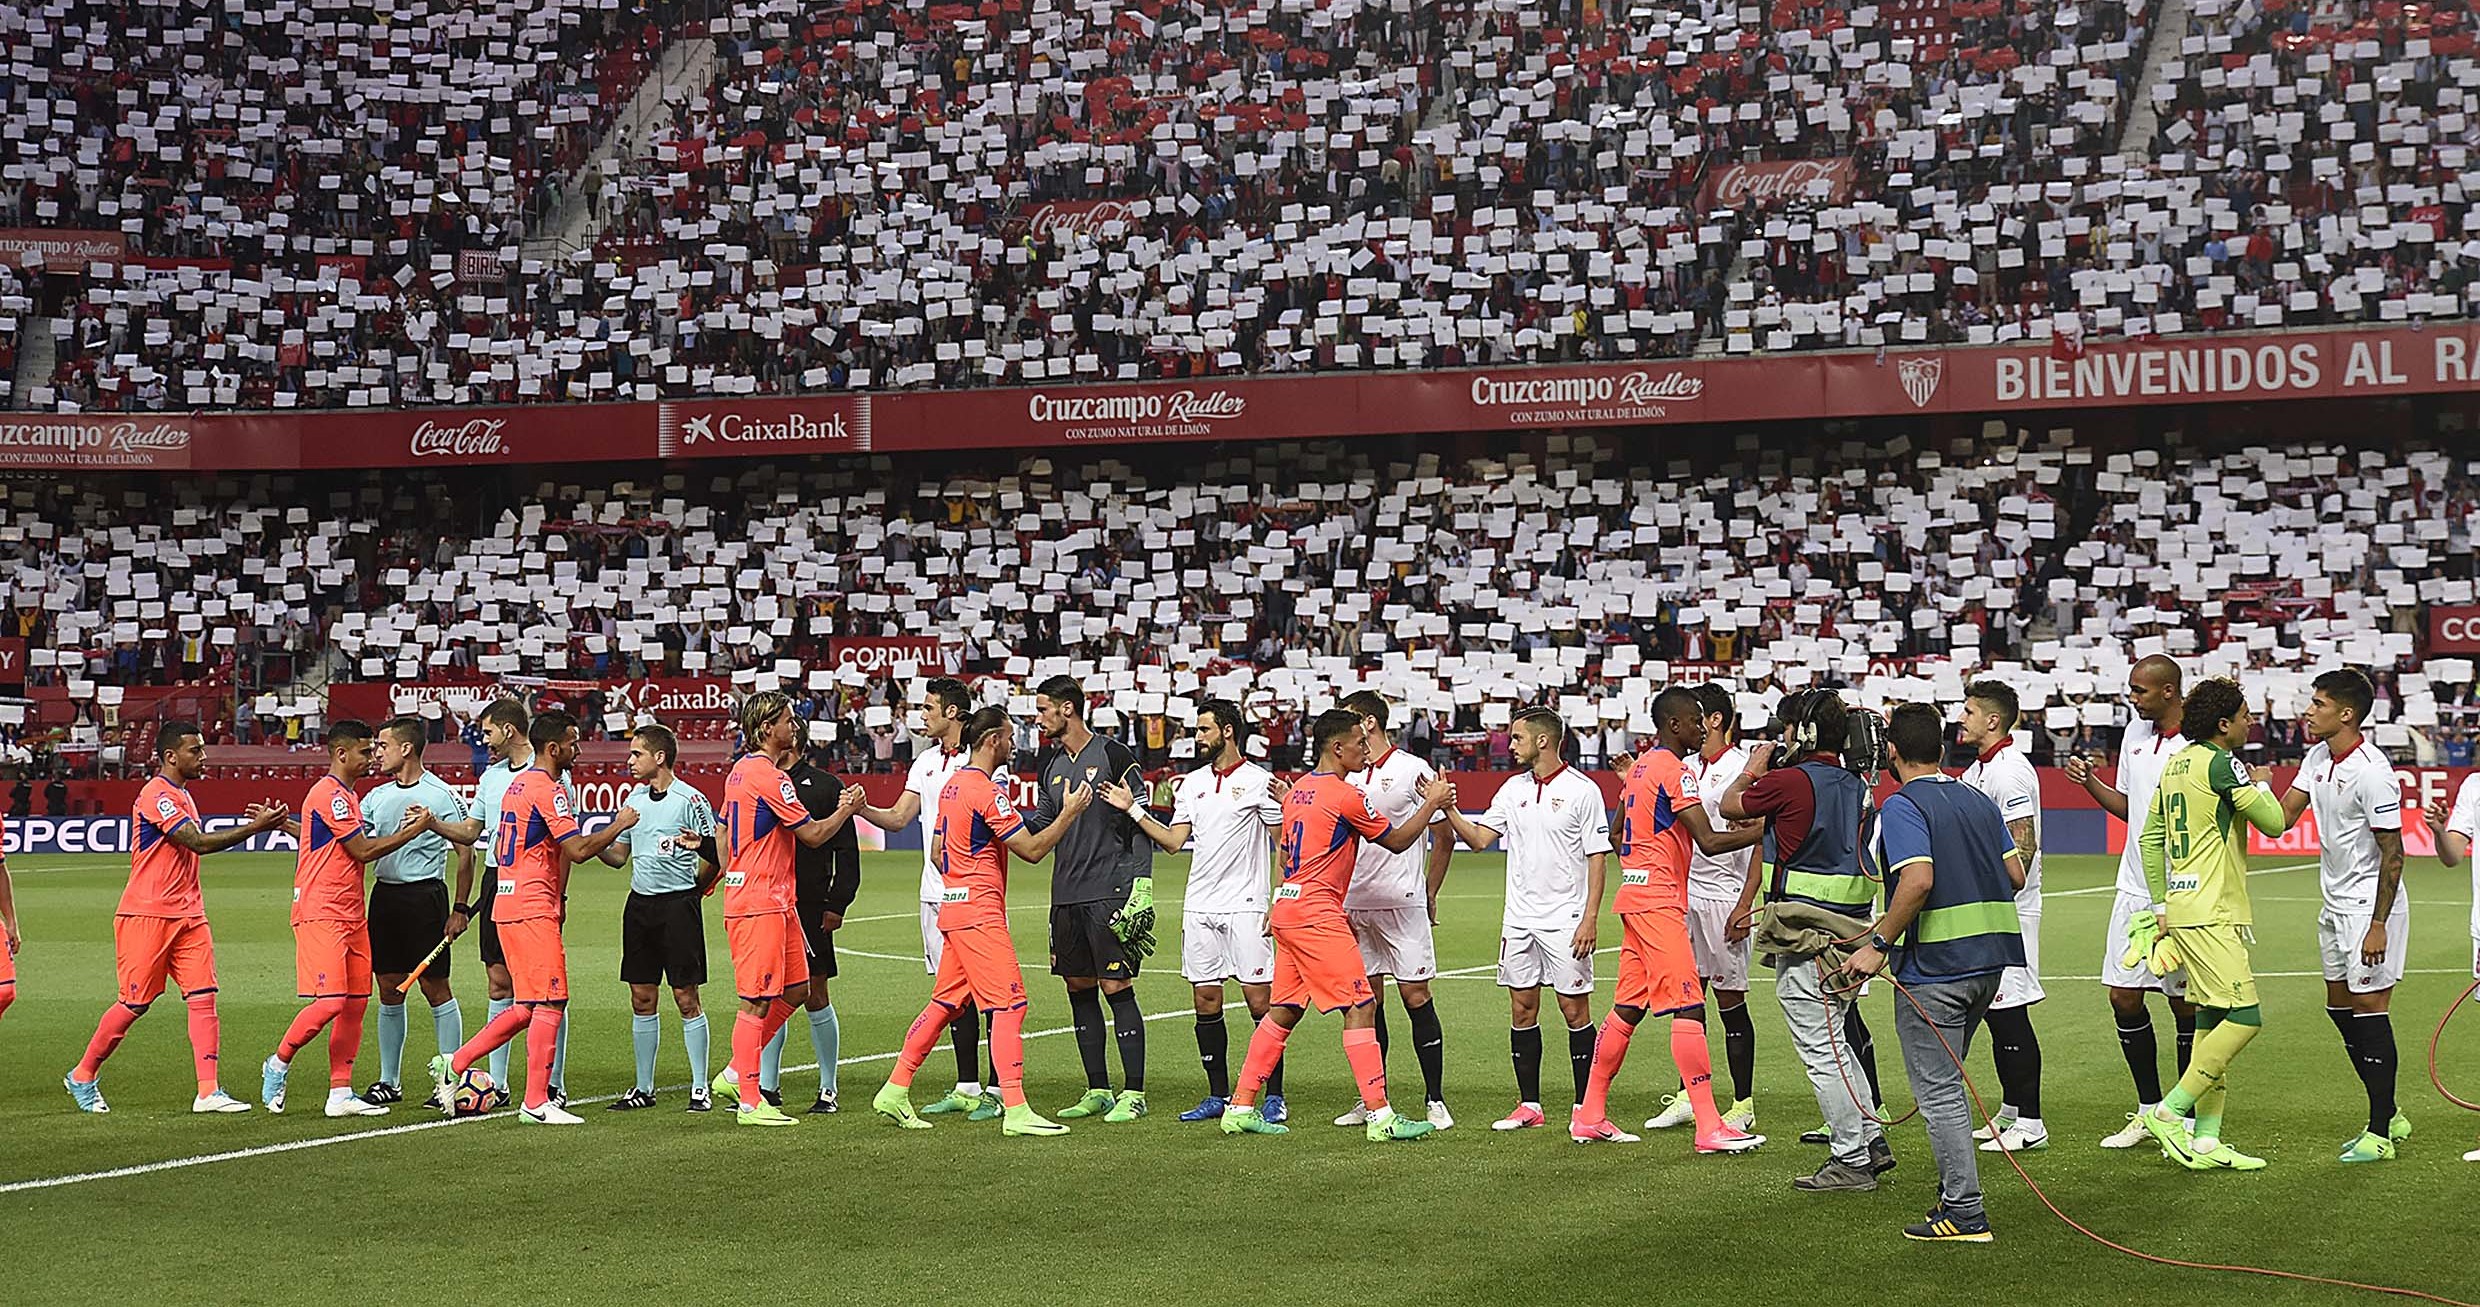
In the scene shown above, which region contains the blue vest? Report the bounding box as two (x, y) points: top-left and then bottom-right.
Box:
(1871, 775), (2026, 985)
(1762, 761), (1874, 919)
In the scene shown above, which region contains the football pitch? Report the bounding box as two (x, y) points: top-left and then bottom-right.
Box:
(4, 852), (2480, 1307)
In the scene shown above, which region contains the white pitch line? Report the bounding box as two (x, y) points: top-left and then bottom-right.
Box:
(2043, 861), (2316, 898)
(0, 1004), (1201, 1196)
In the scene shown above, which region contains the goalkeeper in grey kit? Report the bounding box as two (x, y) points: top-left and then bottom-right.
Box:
(1027, 675), (1159, 1123)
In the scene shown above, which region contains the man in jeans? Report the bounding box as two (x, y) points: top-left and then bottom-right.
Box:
(1844, 704), (2028, 1243)
(1720, 690), (1890, 1192)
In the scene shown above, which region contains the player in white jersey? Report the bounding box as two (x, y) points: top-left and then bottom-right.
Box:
(1437, 707), (1611, 1133)
(1645, 683), (1762, 1133)
(1957, 680), (2049, 1154)
(854, 678), (987, 1118)
(2424, 769), (2480, 1160)
(1335, 690), (1454, 1130)
(1103, 700), (1288, 1124)
(2277, 669), (2410, 1162)
(2064, 655), (2198, 1147)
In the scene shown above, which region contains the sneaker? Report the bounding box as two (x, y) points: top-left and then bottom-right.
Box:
(1644, 1093), (1698, 1131)
(2098, 1111), (2154, 1149)
(1332, 1102), (1371, 1127)
(1867, 1137), (1897, 1175)
(2389, 1111), (2413, 1143)
(1973, 1113), (2018, 1143)
(1792, 1159), (1879, 1193)
(1220, 1104), (1289, 1136)
(1722, 1098), (1757, 1133)
(965, 1091), (1004, 1123)
(872, 1081), (931, 1129)
(1179, 1096), (1230, 1122)
(1366, 1105), (1436, 1142)
(1002, 1103), (1071, 1137)
(1696, 1125), (1768, 1155)
(608, 1088), (658, 1112)
(808, 1091), (839, 1115)
(420, 1091), (445, 1113)
(1261, 1094), (1289, 1125)
(519, 1101), (586, 1126)
(1799, 1123), (1831, 1145)
(1425, 1099), (1455, 1131)
(921, 1088), (980, 1115)
(363, 1081), (404, 1106)
(1903, 1207), (1994, 1243)
(1491, 1102), (1547, 1131)
(2184, 1138), (2268, 1171)
(260, 1056), (289, 1114)
(686, 1088), (714, 1114)
(1977, 1122), (2049, 1153)
(2139, 1106), (2200, 1166)
(2338, 1131), (2396, 1164)
(1103, 1090), (1148, 1123)
(325, 1091), (389, 1118)
(1058, 1088), (1117, 1119)
(193, 1089), (252, 1114)
(2461, 1141), (2480, 1163)
(734, 1102), (800, 1128)
(548, 1086), (568, 1110)
(427, 1054), (457, 1117)
(64, 1073), (109, 1114)
(758, 1087), (782, 1109)
(709, 1068), (740, 1108)
(1570, 1117), (1642, 1144)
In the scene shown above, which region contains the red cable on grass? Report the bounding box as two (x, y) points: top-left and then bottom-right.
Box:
(1806, 967), (2480, 1307)
(2427, 977), (2480, 1112)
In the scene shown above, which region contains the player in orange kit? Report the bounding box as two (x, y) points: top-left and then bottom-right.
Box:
(428, 711), (635, 1125)
(873, 705), (1089, 1136)
(257, 720), (439, 1118)
(1574, 687), (1769, 1153)
(0, 816), (18, 1032)
(1222, 708), (1454, 1141)
(65, 720), (290, 1114)
(708, 691), (865, 1127)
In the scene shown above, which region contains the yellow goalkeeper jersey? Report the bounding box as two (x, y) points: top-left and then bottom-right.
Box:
(2140, 741), (2288, 927)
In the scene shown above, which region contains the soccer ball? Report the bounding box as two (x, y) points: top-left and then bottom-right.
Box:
(453, 1069), (506, 1117)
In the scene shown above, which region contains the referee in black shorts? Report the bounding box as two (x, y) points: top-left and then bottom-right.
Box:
(755, 734), (864, 1113)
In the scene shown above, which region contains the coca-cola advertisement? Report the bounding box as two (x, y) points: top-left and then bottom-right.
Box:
(1697, 158), (1857, 212)
(271, 403), (661, 468)
(657, 396), (871, 457)
(1010, 198), (1148, 241)
(0, 414), (197, 469)
(826, 637), (961, 677)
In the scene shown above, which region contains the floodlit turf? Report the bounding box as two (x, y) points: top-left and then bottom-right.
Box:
(4, 850), (2480, 1306)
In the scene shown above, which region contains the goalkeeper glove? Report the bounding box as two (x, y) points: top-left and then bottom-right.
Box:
(1111, 877), (1158, 963)
(2121, 908), (2160, 972)
(2147, 933), (2184, 979)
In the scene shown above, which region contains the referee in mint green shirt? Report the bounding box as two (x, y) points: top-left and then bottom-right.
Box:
(599, 724), (721, 1112)
(364, 716), (479, 1106)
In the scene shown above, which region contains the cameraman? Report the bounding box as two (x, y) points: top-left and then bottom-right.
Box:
(1720, 689), (1891, 1193)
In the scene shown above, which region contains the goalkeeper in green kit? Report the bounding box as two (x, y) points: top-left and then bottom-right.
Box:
(2129, 677), (2294, 1170)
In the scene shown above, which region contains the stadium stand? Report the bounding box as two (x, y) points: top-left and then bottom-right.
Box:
(3, 430), (2472, 785)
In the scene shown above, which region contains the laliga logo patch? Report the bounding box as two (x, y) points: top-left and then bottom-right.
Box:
(1897, 355), (1945, 408)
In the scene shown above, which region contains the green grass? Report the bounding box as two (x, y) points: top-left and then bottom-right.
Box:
(4, 851), (2480, 1306)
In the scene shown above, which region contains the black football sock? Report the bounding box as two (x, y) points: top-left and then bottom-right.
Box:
(2354, 1011), (2398, 1137)
(1106, 988), (1145, 1093)
(1373, 1001), (1390, 1065)
(1069, 987), (1109, 1090)
(1567, 1022), (1597, 1106)
(2174, 1007), (2197, 1078)
(1510, 1025), (1543, 1104)
(1406, 999), (1445, 1102)
(1718, 999), (1756, 1101)
(951, 998), (981, 1089)
(1196, 1012), (1229, 1099)
(1844, 1005), (1882, 1109)
(2115, 1009), (2162, 1104)
(1985, 1005), (2042, 1121)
